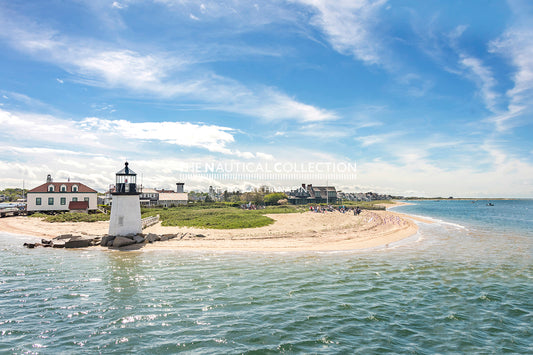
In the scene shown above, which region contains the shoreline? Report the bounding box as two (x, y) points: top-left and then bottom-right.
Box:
(0, 201), (428, 252)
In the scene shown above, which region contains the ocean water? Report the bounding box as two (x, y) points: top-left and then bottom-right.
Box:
(1, 200), (531, 353)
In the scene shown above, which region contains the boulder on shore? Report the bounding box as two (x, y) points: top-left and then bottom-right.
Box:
(113, 236), (135, 248)
(64, 238), (92, 248)
(56, 234), (73, 240)
(145, 233), (160, 243)
(133, 235), (145, 244)
(101, 235), (115, 247)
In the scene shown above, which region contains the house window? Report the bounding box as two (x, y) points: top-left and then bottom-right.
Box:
(48, 197), (54, 205)
(60, 185), (67, 192)
(48, 185), (54, 192)
(72, 185), (78, 192)
(72, 197), (78, 202)
(36, 197), (41, 205)
(84, 197), (89, 202)
(60, 197), (66, 205)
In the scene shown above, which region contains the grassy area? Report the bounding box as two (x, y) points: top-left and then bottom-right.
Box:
(29, 212), (110, 223)
(142, 205), (303, 229)
(26, 200), (388, 227)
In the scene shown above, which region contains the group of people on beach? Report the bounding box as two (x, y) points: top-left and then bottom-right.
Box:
(309, 205), (362, 215)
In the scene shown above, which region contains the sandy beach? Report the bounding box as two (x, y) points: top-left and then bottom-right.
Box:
(0, 203), (426, 251)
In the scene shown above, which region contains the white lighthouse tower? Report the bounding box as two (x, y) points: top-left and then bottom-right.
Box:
(108, 162), (142, 236)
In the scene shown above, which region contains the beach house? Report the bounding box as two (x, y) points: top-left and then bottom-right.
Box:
(157, 183), (188, 207)
(26, 175), (98, 213)
(139, 188), (159, 206)
(287, 183), (337, 204)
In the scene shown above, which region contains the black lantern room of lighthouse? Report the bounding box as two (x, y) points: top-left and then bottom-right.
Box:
(113, 162), (139, 194)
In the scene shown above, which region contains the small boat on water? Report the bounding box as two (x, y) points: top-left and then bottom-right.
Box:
(487, 202), (494, 206)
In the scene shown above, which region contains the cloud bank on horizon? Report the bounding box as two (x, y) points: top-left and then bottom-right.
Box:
(0, 0), (532, 197)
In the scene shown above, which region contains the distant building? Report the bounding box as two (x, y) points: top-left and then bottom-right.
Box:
(158, 192), (188, 207)
(103, 182), (189, 207)
(287, 184), (337, 204)
(157, 182), (188, 207)
(139, 188), (159, 206)
(26, 175), (98, 213)
(337, 191), (396, 202)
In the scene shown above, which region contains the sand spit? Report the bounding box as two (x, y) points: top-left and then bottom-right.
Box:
(0, 207), (423, 252)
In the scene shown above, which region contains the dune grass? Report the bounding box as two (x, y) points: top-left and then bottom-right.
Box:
(142, 205), (302, 229)
(30, 212), (110, 223)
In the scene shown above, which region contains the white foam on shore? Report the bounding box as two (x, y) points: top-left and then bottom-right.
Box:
(389, 204), (467, 230)
(410, 214), (467, 229)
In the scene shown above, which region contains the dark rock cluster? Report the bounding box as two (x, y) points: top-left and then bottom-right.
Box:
(23, 232), (207, 249)
(23, 235), (99, 249)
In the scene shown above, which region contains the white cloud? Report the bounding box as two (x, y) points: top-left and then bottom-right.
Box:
(489, 28), (533, 131)
(459, 55), (498, 112)
(80, 117), (236, 154)
(356, 148), (533, 197)
(356, 132), (402, 147)
(112, 2), (126, 9)
(224, 88), (337, 122)
(0, 107), (273, 161)
(292, 0), (388, 65)
(75, 50), (167, 88)
(0, 12), (336, 123)
(0, 109), (104, 149)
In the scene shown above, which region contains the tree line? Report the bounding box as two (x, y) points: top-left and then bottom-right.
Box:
(0, 188), (27, 202)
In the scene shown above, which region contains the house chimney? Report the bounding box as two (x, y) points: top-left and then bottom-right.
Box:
(46, 174), (52, 183)
(176, 182), (184, 193)
(302, 183), (306, 189)
(307, 184), (312, 191)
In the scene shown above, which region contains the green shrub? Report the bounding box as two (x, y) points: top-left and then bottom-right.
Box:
(141, 204), (301, 229)
(41, 212), (110, 223)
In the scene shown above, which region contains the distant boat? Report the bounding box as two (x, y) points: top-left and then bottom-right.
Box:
(487, 202), (494, 206)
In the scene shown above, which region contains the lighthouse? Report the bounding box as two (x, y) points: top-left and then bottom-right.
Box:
(108, 162), (142, 236)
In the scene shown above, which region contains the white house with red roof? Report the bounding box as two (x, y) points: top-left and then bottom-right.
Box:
(26, 174), (98, 213)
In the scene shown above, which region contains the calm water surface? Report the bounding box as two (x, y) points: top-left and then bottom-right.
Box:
(1, 200), (531, 353)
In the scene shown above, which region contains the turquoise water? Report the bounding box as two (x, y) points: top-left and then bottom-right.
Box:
(1, 200), (532, 353)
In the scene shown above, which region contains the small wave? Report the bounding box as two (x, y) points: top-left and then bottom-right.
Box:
(401, 213), (467, 229)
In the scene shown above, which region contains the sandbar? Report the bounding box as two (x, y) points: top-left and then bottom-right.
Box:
(0, 202), (425, 251)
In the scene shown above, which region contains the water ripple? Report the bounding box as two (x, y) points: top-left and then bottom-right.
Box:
(1, 220), (532, 354)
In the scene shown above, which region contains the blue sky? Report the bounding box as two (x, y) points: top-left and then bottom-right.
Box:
(0, 0), (532, 197)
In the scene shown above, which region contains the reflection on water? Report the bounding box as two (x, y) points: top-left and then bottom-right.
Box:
(0, 200), (532, 353)
(105, 252), (146, 301)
